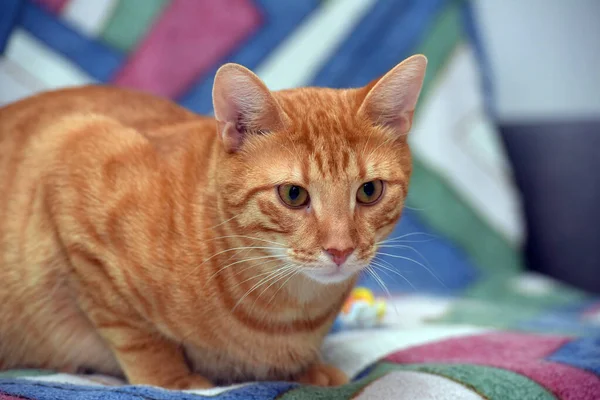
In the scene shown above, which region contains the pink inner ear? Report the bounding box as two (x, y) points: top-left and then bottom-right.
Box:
(218, 121), (244, 153)
(212, 64), (284, 152)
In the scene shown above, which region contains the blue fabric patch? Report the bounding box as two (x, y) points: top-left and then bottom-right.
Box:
(353, 364), (377, 381)
(359, 210), (479, 295)
(18, 1), (124, 82)
(549, 299), (600, 315)
(517, 313), (600, 337)
(311, 0), (410, 88)
(344, 0), (446, 88)
(329, 318), (343, 334)
(547, 336), (600, 376)
(0, 379), (297, 400)
(312, 0), (447, 88)
(0, 0), (23, 54)
(178, 0), (320, 113)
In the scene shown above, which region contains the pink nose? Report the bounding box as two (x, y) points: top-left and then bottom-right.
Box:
(326, 248), (354, 266)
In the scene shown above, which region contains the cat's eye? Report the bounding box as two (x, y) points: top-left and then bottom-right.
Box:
(356, 180), (384, 205)
(278, 184), (310, 208)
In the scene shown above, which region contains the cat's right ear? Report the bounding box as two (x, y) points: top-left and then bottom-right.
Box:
(212, 64), (285, 153)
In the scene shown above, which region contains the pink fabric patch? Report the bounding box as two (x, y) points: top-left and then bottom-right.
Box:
(582, 302), (600, 317)
(112, 0), (262, 99)
(32, 0), (69, 14)
(0, 394), (28, 400)
(385, 332), (600, 400)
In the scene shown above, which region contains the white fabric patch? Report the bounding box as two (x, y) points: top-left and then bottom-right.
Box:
(0, 57), (44, 106)
(323, 324), (489, 378)
(382, 295), (453, 326)
(409, 44), (524, 245)
(62, 0), (120, 37)
(354, 370), (484, 400)
(512, 273), (556, 296)
(23, 373), (110, 386)
(184, 382), (253, 395)
(5, 29), (95, 90)
(256, 0), (376, 90)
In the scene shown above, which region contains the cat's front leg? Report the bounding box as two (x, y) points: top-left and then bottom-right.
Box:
(75, 290), (212, 389)
(94, 318), (213, 389)
(294, 363), (349, 387)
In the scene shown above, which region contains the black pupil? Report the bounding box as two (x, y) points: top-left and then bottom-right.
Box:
(289, 186), (300, 201)
(363, 182), (375, 197)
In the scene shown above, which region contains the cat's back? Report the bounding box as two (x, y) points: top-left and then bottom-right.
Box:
(0, 85), (203, 142)
(0, 85), (212, 215)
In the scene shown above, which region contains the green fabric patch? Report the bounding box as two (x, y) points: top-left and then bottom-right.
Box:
(277, 367), (390, 400)
(415, 1), (463, 102)
(408, 160), (525, 276)
(101, 0), (169, 52)
(435, 274), (591, 333)
(434, 297), (541, 330)
(0, 369), (54, 378)
(375, 363), (556, 400)
(407, 1), (525, 277)
(279, 362), (555, 400)
(465, 274), (588, 307)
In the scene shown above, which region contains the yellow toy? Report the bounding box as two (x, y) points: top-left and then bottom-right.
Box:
(337, 287), (386, 329)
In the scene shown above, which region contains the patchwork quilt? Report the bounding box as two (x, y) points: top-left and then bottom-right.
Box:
(1, 0), (599, 399)
(1, 274), (599, 399)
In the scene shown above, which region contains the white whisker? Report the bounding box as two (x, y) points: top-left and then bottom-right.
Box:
(254, 265), (297, 301)
(188, 247), (283, 280)
(365, 267), (400, 317)
(366, 267), (391, 299)
(266, 267), (303, 306)
(204, 255), (287, 284)
(378, 232), (435, 244)
(204, 213), (242, 231)
(377, 244), (432, 273)
(229, 261), (287, 289)
(403, 205), (427, 211)
(207, 235), (286, 247)
(370, 261), (415, 290)
(252, 265), (299, 313)
(377, 252), (445, 286)
(232, 264), (295, 311)
(377, 239), (435, 244)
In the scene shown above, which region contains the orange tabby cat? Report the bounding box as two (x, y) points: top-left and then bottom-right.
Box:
(0, 55), (426, 388)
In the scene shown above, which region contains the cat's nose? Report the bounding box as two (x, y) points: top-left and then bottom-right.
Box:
(325, 247), (354, 266)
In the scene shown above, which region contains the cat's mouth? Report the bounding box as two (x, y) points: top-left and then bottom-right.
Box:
(300, 264), (362, 284)
(275, 249), (366, 284)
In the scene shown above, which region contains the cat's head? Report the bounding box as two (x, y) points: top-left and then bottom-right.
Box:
(212, 55), (426, 285)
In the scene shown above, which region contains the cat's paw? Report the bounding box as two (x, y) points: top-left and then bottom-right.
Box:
(295, 364), (349, 387)
(163, 374), (214, 390)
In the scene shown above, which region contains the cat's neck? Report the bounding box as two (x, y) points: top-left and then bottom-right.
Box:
(285, 273), (357, 304)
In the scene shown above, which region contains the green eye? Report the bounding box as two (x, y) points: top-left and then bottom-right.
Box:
(357, 180), (384, 205)
(278, 184), (310, 208)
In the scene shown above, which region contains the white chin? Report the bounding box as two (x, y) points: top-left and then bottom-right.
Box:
(301, 269), (356, 284)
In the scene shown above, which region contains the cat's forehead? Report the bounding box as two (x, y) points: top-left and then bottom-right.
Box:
(274, 88), (363, 129)
(256, 87), (405, 183)
(268, 88), (394, 182)
(274, 88), (367, 145)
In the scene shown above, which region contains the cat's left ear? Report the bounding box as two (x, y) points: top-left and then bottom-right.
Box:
(358, 54), (427, 136)
(213, 63), (285, 153)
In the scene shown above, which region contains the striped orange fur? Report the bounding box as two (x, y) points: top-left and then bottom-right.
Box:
(0, 55), (427, 388)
